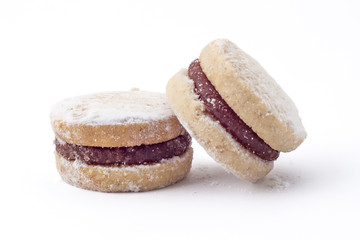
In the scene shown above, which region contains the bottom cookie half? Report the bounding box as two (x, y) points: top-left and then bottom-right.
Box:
(167, 69), (273, 182)
(55, 147), (193, 192)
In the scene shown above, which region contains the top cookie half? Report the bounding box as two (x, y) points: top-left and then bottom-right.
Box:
(199, 39), (306, 152)
(50, 91), (184, 147)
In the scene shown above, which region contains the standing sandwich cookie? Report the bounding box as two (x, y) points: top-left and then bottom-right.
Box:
(166, 39), (306, 182)
(50, 91), (193, 192)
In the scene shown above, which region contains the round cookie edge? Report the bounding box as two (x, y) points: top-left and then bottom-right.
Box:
(55, 147), (193, 192)
(166, 69), (273, 182)
(51, 116), (184, 147)
(50, 91), (185, 147)
(199, 39), (307, 152)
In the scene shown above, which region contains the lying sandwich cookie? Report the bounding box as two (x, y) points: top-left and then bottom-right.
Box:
(166, 39), (306, 182)
(50, 91), (193, 192)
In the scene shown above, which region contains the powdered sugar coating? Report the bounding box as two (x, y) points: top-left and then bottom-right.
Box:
(178, 109), (273, 181)
(56, 147), (193, 192)
(166, 69), (273, 182)
(200, 39), (306, 151)
(51, 91), (174, 125)
(213, 39), (305, 138)
(50, 91), (185, 147)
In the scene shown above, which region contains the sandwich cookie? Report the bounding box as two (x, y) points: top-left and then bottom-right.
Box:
(166, 39), (306, 182)
(50, 91), (193, 192)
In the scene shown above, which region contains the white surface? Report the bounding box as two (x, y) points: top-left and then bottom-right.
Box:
(1, 0), (359, 239)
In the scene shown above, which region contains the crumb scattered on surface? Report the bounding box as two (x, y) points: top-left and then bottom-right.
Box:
(262, 173), (298, 191)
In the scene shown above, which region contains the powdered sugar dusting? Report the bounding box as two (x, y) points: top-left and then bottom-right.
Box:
(212, 39), (306, 139)
(262, 173), (295, 191)
(56, 147), (192, 192)
(50, 91), (174, 125)
(199, 113), (273, 181)
(168, 72), (273, 182)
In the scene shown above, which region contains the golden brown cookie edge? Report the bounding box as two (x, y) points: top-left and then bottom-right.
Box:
(55, 147), (193, 192)
(51, 115), (185, 147)
(166, 69), (273, 182)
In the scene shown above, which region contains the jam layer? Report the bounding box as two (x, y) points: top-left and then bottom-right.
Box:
(55, 132), (191, 166)
(188, 59), (279, 161)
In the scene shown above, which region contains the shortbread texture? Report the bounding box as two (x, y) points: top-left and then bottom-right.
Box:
(56, 148), (193, 192)
(51, 91), (192, 192)
(199, 39), (306, 152)
(167, 70), (273, 182)
(51, 91), (184, 147)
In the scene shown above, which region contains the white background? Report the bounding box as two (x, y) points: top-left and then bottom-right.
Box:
(1, 0), (359, 239)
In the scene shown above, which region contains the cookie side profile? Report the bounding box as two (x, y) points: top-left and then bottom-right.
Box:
(51, 91), (184, 147)
(55, 148), (193, 192)
(199, 39), (306, 151)
(166, 39), (306, 182)
(167, 69), (273, 182)
(51, 91), (193, 192)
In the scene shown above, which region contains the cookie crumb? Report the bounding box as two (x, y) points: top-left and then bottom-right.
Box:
(265, 174), (295, 191)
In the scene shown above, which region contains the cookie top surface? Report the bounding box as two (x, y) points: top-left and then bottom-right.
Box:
(199, 39), (306, 151)
(51, 91), (174, 125)
(50, 91), (184, 147)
